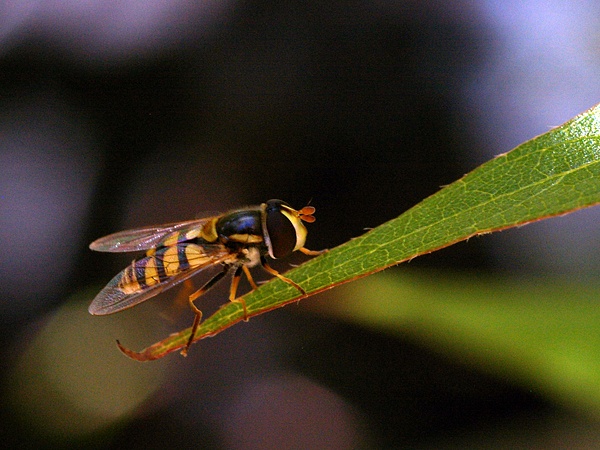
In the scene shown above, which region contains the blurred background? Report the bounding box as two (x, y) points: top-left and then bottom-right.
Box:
(2, 0), (600, 448)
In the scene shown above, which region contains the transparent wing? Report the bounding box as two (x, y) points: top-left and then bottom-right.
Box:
(89, 218), (211, 252)
(88, 243), (232, 315)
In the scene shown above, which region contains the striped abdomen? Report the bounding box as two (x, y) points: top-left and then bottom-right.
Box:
(118, 243), (219, 294)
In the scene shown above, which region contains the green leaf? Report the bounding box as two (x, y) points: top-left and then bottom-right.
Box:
(119, 103), (600, 361)
(312, 272), (600, 417)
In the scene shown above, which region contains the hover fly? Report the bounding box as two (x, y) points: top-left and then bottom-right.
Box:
(89, 199), (322, 355)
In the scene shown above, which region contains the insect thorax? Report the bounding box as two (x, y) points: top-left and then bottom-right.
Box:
(213, 209), (265, 247)
(242, 247), (262, 268)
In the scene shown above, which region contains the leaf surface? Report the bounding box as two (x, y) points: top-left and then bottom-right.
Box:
(312, 272), (600, 417)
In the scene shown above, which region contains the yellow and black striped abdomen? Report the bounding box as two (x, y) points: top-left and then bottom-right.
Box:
(88, 242), (231, 315)
(118, 243), (221, 294)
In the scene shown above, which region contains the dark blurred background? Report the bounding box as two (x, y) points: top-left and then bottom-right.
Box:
(2, 1), (600, 448)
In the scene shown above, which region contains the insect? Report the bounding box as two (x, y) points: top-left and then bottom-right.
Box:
(89, 199), (322, 355)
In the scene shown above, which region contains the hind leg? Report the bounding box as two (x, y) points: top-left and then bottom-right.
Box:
(181, 265), (230, 356)
(260, 256), (306, 296)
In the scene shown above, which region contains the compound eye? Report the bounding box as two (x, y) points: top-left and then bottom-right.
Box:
(265, 200), (298, 259)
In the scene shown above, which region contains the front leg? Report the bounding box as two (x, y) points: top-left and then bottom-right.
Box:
(260, 256), (306, 296)
(229, 265), (249, 321)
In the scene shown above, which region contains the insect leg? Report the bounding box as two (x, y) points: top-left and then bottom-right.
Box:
(230, 266), (249, 321)
(299, 247), (327, 256)
(242, 265), (259, 290)
(182, 265), (230, 356)
(260, 256), (306, 296)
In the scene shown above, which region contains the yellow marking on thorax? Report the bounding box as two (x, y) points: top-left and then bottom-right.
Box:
(227, 234), (263, 244)
(200, 218), (219, 242)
